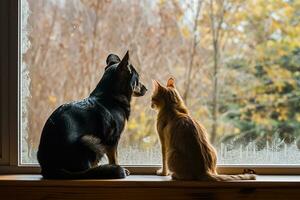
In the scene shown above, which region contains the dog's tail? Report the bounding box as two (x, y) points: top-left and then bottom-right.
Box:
(41, 164), (127, 179)
(202, 173), (256, 181)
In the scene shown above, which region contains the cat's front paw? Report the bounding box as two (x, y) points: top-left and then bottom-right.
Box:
(156, 168), (169, 176)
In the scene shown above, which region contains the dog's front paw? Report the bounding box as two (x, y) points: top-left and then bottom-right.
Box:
(124, 168), (130, 176)
(156, 168), (169, 176)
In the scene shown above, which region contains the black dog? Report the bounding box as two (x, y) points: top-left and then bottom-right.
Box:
(37, 51), (147, 179)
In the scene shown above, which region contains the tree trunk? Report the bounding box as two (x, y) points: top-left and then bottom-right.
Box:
(210, 0), (225, 144)
(182, 0), (202, 103)
(211, 39), (219, 144)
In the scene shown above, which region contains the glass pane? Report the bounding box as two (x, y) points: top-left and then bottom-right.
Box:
(21, 0), (300, 165)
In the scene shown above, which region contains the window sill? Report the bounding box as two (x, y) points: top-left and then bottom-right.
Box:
(0, 175), (300, 200)
(0, 174), (300, 187)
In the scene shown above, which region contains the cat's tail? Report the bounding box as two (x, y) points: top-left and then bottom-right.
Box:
(204, 173), (256, 181)
(41, 164), (127, 179)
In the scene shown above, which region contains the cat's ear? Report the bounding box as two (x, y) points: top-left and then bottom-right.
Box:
(167, 77), (175, 88)
(152, 80), (163, 94)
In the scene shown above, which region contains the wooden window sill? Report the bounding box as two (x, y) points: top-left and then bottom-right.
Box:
(0, 174), (300, 187)
(0, 175), (300, 199)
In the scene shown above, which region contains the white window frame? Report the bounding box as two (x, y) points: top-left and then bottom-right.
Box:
(1, 0), (300, 175)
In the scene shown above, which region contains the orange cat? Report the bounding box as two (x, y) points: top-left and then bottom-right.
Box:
(151, 77), (256, 181)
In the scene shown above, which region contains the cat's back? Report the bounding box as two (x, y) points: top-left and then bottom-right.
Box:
(170, 113), (196, 131)
(167, 113), (200, 146)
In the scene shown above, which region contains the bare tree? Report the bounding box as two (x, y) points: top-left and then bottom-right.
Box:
(183, 0), (202, 103)
(208, 0), (226, 144)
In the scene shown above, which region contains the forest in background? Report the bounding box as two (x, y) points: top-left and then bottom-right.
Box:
(21, 0), (300, 164)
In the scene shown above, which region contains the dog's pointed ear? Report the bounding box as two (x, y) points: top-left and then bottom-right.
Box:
(118, 50), (131, 72)
(167, 77), (175, 88)
(106, 54), (121, 66)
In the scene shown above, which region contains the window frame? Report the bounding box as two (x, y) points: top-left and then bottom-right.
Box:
(0, 0), (18, 169)
(1, 0), (300, 175)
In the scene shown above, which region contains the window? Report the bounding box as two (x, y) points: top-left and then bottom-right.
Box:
(1, 0), (300, 174)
